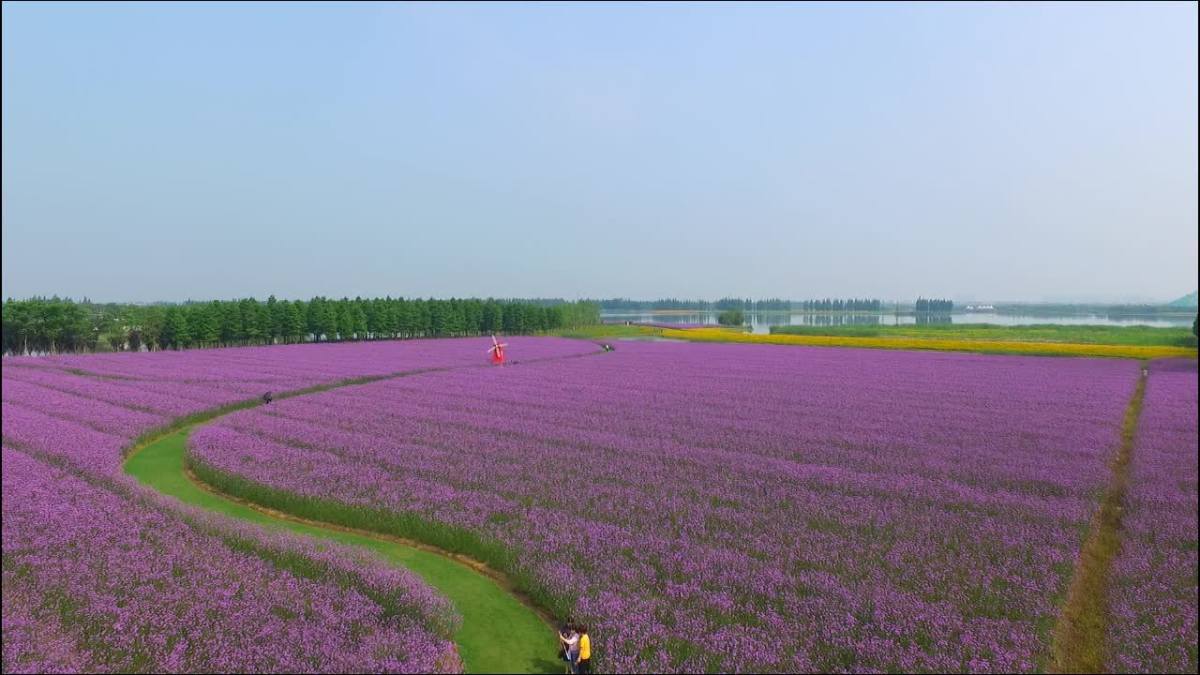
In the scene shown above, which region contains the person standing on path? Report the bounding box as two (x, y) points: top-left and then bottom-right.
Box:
(575, 626), (592, 674)
(558, 623), (579, 673)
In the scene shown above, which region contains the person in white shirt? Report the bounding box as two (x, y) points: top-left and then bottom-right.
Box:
(557, 623), (580, 672)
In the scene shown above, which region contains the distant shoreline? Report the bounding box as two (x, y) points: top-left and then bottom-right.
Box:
(600, 308), (1197, 317)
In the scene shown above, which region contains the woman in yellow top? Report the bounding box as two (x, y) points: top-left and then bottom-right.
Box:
(575, 626), (591, 674)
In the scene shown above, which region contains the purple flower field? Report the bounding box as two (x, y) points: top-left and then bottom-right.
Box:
(4, 337), (1195, 673)
(2, 448), (460, 673)
(1107, 358), (1199, 674)
(186, 340), (1150, 672)
(1, 338), (595, 673)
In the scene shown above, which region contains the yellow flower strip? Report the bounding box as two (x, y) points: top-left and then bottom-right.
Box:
(661, 328), (1199, 360)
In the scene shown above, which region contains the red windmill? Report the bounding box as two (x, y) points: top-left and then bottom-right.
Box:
(487, 334), (508, 365)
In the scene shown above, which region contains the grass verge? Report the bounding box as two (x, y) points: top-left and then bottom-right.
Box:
(118, 354), (612, 673)
(126, 429), (559, 674)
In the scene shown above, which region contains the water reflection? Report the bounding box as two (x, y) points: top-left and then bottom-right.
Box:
(914, 313), (953, 326)
(601, 311), (1193, 334)
(798, 313), (885, 327)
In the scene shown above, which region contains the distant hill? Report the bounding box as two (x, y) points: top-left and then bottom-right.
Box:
(1167, 291), (1197, 308)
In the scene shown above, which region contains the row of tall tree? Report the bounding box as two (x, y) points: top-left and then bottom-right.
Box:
(992, 302), (1194, 317)
(594, 298), (942, 311)
(711, 298), (791, 311)
(914, 298), (954, 313)
(2, 296), (600, 355)
(794, 298), (884, 312)
(595, 298), (714, 310)
(0, 297), (95, 354)
(595, 298), (797, 311)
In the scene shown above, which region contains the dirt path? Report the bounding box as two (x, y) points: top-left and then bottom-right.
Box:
(1049, 365), (1148, 672)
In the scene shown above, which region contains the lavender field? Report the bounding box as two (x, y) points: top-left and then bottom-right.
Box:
(2, 448), (460, 673)
(6, 2), (1196, 673)
(1107, 359), (1199, 673)
(1, 338), (591, 673)
(3, 336), (1196, 673)
(182, 339), (1187, 673)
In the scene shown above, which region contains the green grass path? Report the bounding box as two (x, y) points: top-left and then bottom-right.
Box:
(125, 429), (559, 674)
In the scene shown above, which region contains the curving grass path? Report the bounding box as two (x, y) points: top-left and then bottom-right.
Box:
(125, 426), (560, 675)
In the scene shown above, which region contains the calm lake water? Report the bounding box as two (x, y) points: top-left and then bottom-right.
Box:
(601, 311), (1196, 335)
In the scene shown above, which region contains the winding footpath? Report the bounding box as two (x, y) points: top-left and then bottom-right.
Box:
(120, 354), (602, 674)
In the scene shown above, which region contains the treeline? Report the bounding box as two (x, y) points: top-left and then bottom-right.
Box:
(596, 298), (713, 311)
(794, 298), (883, 312)
(712, 298), (791, 311)
(595, 298), (793, 311)
(993, 302), (1195, 317)
(596, 297), (893, 311)
(1, 296), (600, 355)
(915, 298), (954, 313)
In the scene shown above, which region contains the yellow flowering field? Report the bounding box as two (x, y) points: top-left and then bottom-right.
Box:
(661, 328), (1198, 360)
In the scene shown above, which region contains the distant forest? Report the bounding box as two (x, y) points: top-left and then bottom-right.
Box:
(596, 298), (879, 311)
(794, 299), (884, 312)
(593, 298), (787, 311)
(914, 298), (954, 313)
(1, 296), (599, 355)
(992, 302), (1195, 317)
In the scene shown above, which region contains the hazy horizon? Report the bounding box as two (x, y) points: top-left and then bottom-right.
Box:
(3, 3), (1197, 304)
(5, 291), (1196, 307)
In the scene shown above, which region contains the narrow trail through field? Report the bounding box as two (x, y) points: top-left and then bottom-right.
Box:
(123, 350), (608, 675)
(1049, 364), (1148, 673)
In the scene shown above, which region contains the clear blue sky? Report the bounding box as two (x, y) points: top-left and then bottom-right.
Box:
(3, 2), (1196, 303)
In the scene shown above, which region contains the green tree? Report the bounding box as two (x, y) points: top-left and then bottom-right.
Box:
(3, 299), (33, 354)
(306, 298), (322, 340)
(351, 303), (368, 339)
(284, 301), (305, 343)
(135, 305), (165, 351)
(266, 295), (282, 343)
(192, 304), (221, 345)
(717, 309), (745, 326)
(162, 306), (191, 349)
(336, 300), (356, 340)
(3, 295), (589, 353)
(481, 300), (502, 333)
(318, 301), (338, 341)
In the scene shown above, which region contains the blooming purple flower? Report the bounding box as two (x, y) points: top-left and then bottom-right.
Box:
(4, 339), (600, 673)
(188, 341), (1146, 672)
(1107, 358), (1198, 674)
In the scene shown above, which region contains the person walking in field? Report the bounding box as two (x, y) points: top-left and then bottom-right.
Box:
(575, 625), (592, 674)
